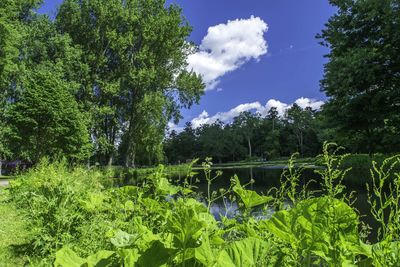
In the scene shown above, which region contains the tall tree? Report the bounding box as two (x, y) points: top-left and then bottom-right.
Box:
(267, 107), (279, 131)
(1, 1), (88, 166)
(318, 0), (400, 153)
(232, 112), (260, 159)
(56, 0), (204, 166)
(284, 104), (316, 157)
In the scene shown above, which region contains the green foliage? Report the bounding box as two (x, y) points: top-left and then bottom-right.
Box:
(366, 155), (400, 266)
(56, 0), (204, 166)
(318, 0), (400, 153)
(233, 176), (273, 210)
(165, 104), (322, 164)
(265, 197), (369, 266)
(5, 66), (92, 163)
(4, 148), (400, 266)
(8, 159), (108, 261)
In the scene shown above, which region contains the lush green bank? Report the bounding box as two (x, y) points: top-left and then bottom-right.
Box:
(1, 145), (400, 266)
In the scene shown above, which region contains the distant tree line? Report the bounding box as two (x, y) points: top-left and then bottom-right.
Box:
(164, 104), (322, 164)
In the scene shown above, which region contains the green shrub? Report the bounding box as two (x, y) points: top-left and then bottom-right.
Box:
(8, 159), (110, 263)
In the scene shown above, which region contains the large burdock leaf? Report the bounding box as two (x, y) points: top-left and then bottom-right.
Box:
(233, 176), (273, 209)
(192, 237), (269, 267)
(85, 251), (116, 267)
(55, 247), (86, 267)
(168, 198), (214, 249)
(261, 210), (294, 243)
(265, 196), (368, 265)
(55, 247), (115, 267)
(225, 237), (269, 266)
(137, 240), (176, 267)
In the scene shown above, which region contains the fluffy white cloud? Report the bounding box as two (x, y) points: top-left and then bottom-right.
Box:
(187, 16), (268, 90)
(190, 98), (324, 128)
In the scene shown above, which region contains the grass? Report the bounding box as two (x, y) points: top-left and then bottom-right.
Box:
(0, 189), (29, 266)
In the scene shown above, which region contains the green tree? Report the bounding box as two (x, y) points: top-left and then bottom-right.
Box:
(197, 120), (227, 163)
(232, 112), (261, 159)
(164, 122), (198, 164)
(284, 104), (318, 157)
(318, 0), (400, 153)
(6, 66), (91, 163)
(267, 107), (279, 131)
(56, 0), (204, 166)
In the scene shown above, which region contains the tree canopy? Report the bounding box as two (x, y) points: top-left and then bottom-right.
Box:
(318, 0), (400, 153)
(0, 0), (204, 165)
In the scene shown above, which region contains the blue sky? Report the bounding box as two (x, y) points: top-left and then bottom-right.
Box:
(38, 0), (335, 130)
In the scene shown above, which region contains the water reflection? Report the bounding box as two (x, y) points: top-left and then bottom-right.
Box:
(173, 166), (379, 242)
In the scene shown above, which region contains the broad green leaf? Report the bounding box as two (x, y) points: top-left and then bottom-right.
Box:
(225, 237), (269, 267)
(85, 250), (115, 267)
(54, 247), (85, 267)
(233, 176), (273, 209)
(137, 240), (176, 267)
(265, 196), (363, 265)
(118, 249), (139, 267)
(110, 230), (135, 248)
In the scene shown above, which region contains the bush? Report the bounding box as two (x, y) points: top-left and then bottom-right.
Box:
(8, 159), (110, 263)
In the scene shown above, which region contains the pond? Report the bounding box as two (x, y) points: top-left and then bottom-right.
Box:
(170, 166), (380, 242)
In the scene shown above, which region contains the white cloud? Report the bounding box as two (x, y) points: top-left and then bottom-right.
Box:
(294, 97), (324, 110)
(167, 122), (184, 133)
(187, 16), (268, 90)
(190, 97), (324, 128)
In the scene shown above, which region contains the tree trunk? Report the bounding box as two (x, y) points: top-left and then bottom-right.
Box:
(131, 152), (136, 168)
(247, 137), (252, 158)
(0, 159), (2, 176)
(300, 132), (304, 157)
(107, 154), (113, 167)
(124, 152), (130, 168)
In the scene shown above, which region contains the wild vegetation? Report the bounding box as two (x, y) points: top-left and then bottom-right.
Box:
(0, 143), (399, 266)
(1, 0), (400, 266)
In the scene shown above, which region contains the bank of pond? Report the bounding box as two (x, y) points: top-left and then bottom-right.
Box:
(1, 145), (400, 266)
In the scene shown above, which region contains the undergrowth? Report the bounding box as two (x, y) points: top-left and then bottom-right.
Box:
(2, 142), (400, 266)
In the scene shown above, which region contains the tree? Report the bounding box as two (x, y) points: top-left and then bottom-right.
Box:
(164, 122), (198, 164)
(232, 112), (261, 159)
(318, 0), (400, 153)
(56, 0), (204, 166)
(267, 107), (279, 131)
(197, 120), (227, 163)
(1, 1), (89, 166)
(6, 66), (91, 163)
(284, 104), (317, 157)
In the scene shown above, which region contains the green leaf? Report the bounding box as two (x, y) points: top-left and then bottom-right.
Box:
(233, 176), (273, 209)
(225, 237), (269, 267)
(265, 196), (363, 265)
(118, 249), (139, 267)
(85, 250), (115, 267)
(110, 230), (134, 248)
(137, 240), (175, 267)
(55, 247), (86, 267)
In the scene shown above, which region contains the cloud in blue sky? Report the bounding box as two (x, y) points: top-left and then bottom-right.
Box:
(188, 97), (324, 128)
(187, 16), (268, 90)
